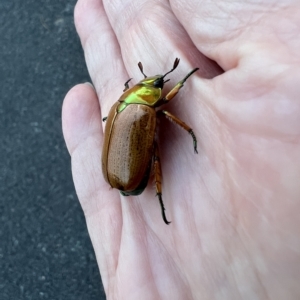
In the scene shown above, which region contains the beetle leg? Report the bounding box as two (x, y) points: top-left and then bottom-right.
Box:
(102, 117), (107, 122)
(153, 141), (171, 225)
(123, 78), (133, 92)
(158, 110), (198, 154)
(162, 68), (199, 103)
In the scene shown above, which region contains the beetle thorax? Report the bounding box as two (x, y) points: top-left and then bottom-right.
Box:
(119, 76), (164, 108)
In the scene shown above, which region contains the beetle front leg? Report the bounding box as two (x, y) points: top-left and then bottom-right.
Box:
(153, 141), (171, 225)
(162, 68), (199, 103)
(123, 78), (133, 92)
(158, 110), (198, 154)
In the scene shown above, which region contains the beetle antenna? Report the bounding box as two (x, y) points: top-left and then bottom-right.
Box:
(163, 79), (170, 84)
(162, 58), (180, 79)
(138, 62), (147, 78)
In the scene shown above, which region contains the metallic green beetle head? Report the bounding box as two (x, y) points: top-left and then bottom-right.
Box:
(138, 75), (165, 89)
(137, 58), (180, 90)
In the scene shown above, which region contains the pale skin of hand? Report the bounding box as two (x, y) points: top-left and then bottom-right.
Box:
(62, 0), (300, 299)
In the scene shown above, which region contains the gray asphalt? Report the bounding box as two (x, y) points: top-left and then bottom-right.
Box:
(0, 1), (105, 299)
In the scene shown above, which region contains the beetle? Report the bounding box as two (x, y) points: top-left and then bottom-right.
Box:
(101, 58), (198, 224)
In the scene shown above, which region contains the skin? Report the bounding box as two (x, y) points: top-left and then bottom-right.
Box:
(62, 0), (300, 299)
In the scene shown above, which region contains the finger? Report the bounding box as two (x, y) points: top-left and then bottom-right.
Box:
(170, 0), (300, 137)
(171, 0), (297, 70)
(73, 0), (157, 215)
(62, 83), (122, 290)
(62, 82), (112, 212)
(74, 0), (129, 117)
(102, 0), (221, 79)
(62, 83), (101, 155)
(170, 0), (245, 70)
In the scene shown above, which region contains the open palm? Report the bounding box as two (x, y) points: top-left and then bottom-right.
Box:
(62, 0), (300, 299)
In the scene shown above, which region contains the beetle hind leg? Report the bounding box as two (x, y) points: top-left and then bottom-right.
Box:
(154, 142), (171, 225)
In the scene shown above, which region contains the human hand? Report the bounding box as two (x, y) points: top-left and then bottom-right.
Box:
(62, 0), (300, 299)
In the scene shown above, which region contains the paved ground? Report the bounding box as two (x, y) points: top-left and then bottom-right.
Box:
(0, 1), (105, 299)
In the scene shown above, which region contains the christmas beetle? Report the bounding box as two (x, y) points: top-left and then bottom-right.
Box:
(101, 58), (198, 224)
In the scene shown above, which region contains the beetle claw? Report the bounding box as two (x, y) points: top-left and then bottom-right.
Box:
(188, 129), (198, 154)
(157, 193), (171, 225)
